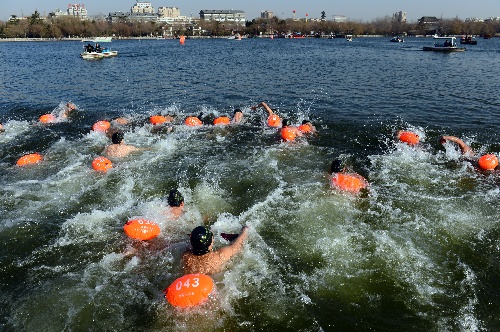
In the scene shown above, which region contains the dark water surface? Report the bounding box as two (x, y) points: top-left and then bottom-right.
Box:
(0, 37), (499, 331)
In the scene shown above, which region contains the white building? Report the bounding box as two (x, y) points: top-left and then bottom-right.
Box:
(131, 1), (154, 14)
(261, 10), (274, 19)
(393, 11), (407, 23)
(199, 10), (246, 25)
(158, 6), (180, 18)
(67, 4), (88, 19)
(332, 15), (347, 22)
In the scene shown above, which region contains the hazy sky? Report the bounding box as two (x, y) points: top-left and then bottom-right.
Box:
(2, 0), (499, 22)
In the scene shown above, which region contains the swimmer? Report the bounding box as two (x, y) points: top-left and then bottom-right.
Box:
(329, 159), (368, 194)
(251, 102), (281, 127)
(182, 225), (249, 275)
(104, 131), (143, 158)
(60, 102), (76, 119)
(165, 189), (185, 219)
(232, 109), (243, 123)
(440, 135), (499, 171)
(298, 120), (317, 135)
(281, 119), (303, 141)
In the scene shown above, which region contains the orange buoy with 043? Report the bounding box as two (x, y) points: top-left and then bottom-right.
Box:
(16, 153), (43, 166)
(398, 131), (420, 145)
(123, 219), (160, 241)
(39, 114), (56, 123)
(213, 116), (230, 125)
(92, 120), (111, 132)
(164, 274), (214, 308)
(92, 156), (112, 172)
(478, 154), (498, 170)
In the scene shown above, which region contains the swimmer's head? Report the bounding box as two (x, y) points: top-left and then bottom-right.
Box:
(112, 131), (124, 144)
(167, 189), (184, 207)
(330, 159), (345, 173)
(282, 119), (289, 127)
(190, 226), (214, 256)
(302, 120), (311, 125)
(233, 109), (242, 115)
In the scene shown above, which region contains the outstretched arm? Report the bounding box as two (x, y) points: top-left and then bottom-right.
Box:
(251, 102), (274, 116)
(440, 135), (474, 155)
(216, 226), (249, 261)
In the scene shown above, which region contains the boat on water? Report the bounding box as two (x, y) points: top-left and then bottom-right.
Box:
(460, 35), (477, 45)
(346, 34), (353, 42)
(422, 35), (466, 52)
(390, 36), (404, 42)
(227, 33), (242, 40)
(80, 37), (118, 59)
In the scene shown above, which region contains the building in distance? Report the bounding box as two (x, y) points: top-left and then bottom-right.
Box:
(199, 10), (246, 25)
(261, 10), (274, 19)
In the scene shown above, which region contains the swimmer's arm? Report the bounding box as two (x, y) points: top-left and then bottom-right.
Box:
(251, 102), (273, 116)
(440, 135), (474, 155)
(217, 226), (249, 261)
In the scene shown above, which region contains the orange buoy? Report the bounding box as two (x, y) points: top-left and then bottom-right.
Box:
(185, 116), (202, 127)
(213, 116), (231, 125)
(478, 154), (498, 170)
(123, 218), (160, 241)
(92, 120), (111, 132)
(267, 114), (281, 127)
(39, 114), (56, 123)
(164, 274), (214, 308)
(298, 124), (311, 133)
(179, 36), (185, 45)
(150, 115), (168, 125)
(16, 153), (43, 166)
(281, 127), (296, 141)
(92, 156), (113, 172)
(331, 173), (367, 193)
(398, 131), (420, 145)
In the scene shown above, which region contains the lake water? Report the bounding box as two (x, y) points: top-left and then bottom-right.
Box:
(0, 37), (499, 331)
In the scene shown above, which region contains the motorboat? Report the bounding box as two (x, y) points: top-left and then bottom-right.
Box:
(390, 36), (404, 42)
(81, 37), (118, 59)
(227, 33), (242, 40)
(460, 35), (477, 45)
(422, 35), (466, 52)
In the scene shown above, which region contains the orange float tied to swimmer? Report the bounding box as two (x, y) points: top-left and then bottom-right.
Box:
(213, 116), (230, 125)
(398, 131), (420, 145)
(298, 124), (311, 133)
(185, 116), (202, 127)
(92, 156), (113, 172)
(164, 274), (214, 308)
(39, 114), (57, 123)
(124, 218), (160, 241)
(331, 173), (367, 193)
(92, 120), (111, 132)
(16, 153), (43, 166)
(150, 115), (168, 125)
(267, 114), (281, 128)
(478, 154), (498, 170)
(281, 127), (296, 141)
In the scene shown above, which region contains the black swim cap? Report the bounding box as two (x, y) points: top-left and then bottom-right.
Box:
(233, 109), (242, 114)
(167, 189), (184, 207)
(330, 159), (344, 173)
(302, 119), (310, 125)
(112, 131), (124, 144)
(190, 226), (214, 256)
(282, 119), (289, 127)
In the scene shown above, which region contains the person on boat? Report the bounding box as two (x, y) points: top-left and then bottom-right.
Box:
(182, 225), (249, 275)
(251, 102), (282, 127)
(439, 135), (499, 171)
(232, 109), (243, 123)
(280, 119), (303, 141)
(104, 131), (143, 158)
(164, 189), (185, 220)
(95, 43), (102, 53)
(85, 43), (94, 52)
(329, 159), (369, 194)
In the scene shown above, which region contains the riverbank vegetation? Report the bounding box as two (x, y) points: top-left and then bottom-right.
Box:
(1, 11), (499, 39)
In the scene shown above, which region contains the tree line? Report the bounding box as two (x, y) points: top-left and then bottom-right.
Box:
(1, 11), (499, 39)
